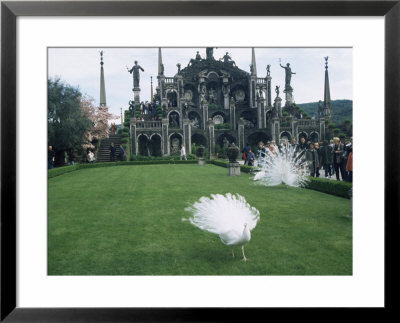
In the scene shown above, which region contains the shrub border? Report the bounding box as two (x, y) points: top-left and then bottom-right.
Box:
(209, 159), (352, 199)
(305, 176), (352, 199)
(48, 160), (197, 178)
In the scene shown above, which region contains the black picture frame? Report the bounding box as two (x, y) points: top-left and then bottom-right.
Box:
(1, 1), (399, 321)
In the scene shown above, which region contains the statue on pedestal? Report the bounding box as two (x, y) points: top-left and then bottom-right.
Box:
(200, 84), (207, 103)
(223, 137), (230, 149)
(280, 62), (296, 90)
(208, 88), (216, 104)
(191, 116), (200, 128)
(275, 85), (280, 97)
(222, 52), (231, 63)
(169, 113), (179, 127)
(182, 102), (188, 118)
(230, 96), (235, 107)
(128, 60), (145, 88)
(222, 84), (230, 98)
(220, 52), (236, 66)
(206, 47), (214, 60)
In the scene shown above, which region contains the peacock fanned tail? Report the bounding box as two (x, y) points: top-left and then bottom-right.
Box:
(183, 193), (260, 235)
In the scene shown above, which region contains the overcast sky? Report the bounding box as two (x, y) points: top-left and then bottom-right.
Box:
(48, 47), (352, 122)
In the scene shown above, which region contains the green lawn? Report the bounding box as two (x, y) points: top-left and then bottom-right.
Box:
(48, 164), (352, 275)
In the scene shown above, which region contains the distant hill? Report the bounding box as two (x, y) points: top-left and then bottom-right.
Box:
(297, 100), (352, 125)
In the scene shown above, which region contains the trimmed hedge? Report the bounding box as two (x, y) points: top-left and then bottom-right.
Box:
(48, 165), (78, 178)
(209, 160), (253, 173)
(305, 177), (352, 199)
(48, 160), (198, 178)
(215, 123), (231, 130)
(209, 159), (228, 168)
(130, 154), (197, 161)
(210, 160), (352, 198)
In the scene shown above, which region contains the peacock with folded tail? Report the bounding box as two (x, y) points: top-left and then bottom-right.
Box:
(182, 193), (260, 261)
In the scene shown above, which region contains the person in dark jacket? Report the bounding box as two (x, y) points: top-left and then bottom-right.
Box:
(332, 137), (345, 181)
(305, 142), (319, 177)
(346, 141), (353, 183)
(242, 143), (251, 165)
(314, 142), (321, 177)
(298, 136), (308, 151)
(343, 137), (352, 182)
(246, 149), (256, 166)
(118, 145), (125, 161)
(319, 140), (333, 178)
(48, 145), (55, 169)
(295, 137), (308, 162)
(109, 142), (116, 162)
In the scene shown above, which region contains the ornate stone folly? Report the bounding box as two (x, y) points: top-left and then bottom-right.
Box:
(129, 48), (330, 157)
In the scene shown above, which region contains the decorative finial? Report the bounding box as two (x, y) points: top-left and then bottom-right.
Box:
(325, 56), (329, 69)
(100, 50), (104, 66)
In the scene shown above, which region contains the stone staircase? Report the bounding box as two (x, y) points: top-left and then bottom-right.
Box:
(96, 134), (122, 162)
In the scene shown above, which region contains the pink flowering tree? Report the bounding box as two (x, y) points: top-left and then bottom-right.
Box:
(80, 95), (119, 150)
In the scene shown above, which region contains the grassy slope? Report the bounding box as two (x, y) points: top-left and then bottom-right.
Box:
(48, 164), (352, 275)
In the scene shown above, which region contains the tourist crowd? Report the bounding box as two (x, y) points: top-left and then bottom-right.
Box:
(139, 101), (157, 115)
(242, 136), (353, 182)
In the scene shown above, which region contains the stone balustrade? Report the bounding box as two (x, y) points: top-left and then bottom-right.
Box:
(136, 121), (163, 129)
(297, 120), (317, 126)
(164, 77), (175, 84)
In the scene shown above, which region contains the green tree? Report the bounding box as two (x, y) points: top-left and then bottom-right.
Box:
(48, 78), (92, 158)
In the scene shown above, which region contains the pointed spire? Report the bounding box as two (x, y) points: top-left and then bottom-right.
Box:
(324, 56), (331, 107)
(150, 76), (154, 102)
(251, 48), (257, 76)
(99, 50), (106, 106)
(158, 48), (163, 75)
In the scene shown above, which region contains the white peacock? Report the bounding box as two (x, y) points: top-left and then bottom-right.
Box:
(254, 143), (310, 187)
(182, 193), (260, 261)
